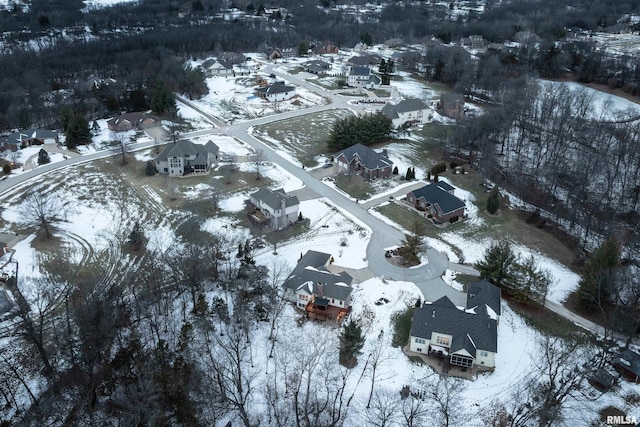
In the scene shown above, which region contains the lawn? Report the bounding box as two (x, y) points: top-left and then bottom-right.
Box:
(251, 109), (352, 167)
(334, 174), (374, 200)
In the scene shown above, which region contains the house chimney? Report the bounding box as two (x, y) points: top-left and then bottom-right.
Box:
(316, 283), (324, 298)
(432, 311), (436, 318)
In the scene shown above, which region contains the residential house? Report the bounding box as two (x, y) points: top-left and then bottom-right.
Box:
(614, 349), (640, 383)
(155, 139), (219, 176)
(383, 37), (405, 49)
(107, 112), (160, 132)
(283, 250), (354, 323)
(347, 66), (381, 89)
(347, 54), (381, 67)
(302, 60), (332, 75)
(406, 181), (466, 223)
(202, 58), (234, 77)
(333, 143), (393, 180)
(255, 82), (296, 102)
(460, 35), (486, 52)
(311, 42), (339, 55)
(438, 93), (465, 119)
(267, 47), (295, 60)
(409, 279), (501, 370)
(249, 188), (299, 230)
(0, 129), (59, 151)
(381, 99), (433, 128)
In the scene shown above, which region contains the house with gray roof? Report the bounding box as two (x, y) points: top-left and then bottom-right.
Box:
(302, 60), (332, 75)
(283, 250), (354, 323)
(249, 188), (299, 230)
(333, 143), (393, 180)
(347, 66), (381, 89)
(255, 82), (296, 102)
(107, 112), (160, 132)
(406, 181), (466, 223)
(155, 139), (219, 177)
(614, 349), (640, 383)
(409, 280), (501, 370)
(0, 129), (59, 151)
(381, 98), (433, 128)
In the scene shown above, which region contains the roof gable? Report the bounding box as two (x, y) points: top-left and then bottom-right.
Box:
(409, 183), (465, 214)
(283, 251), (353, 292)
(251, 188), (299, 211)
(334, 143), (392, 171)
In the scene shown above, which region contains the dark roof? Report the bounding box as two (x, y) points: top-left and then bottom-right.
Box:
(619, 349), (640, 376)
(381, 99), (429, 120)
(348, 54), (381, 66)
(315, 280), (352, 301)
(0, 129), (58, 145)
(349, 66), (371, 76)
(440, 93), (465, 110)
(255, 83), (295, 95)
(467, 279), (501, 318)
(409, 183), (465, 215)
(155, 139), (219, 166)
(334, 143), (392, 171)
(250, 188), (299, 211)
(410, 296), (498, 353)
(436, 181), (455, 192)
(283, 250), (353, 292)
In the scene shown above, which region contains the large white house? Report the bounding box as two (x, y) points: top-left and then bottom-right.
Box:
(381, 98), (433, 128)
(155, 139), (219, 177)
(409, 280), (501, 370)
(249, 188), (299, 230)
(347, 66), (381, 88)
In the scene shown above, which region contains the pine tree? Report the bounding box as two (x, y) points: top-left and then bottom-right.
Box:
(151, 80), (176, 115)
(339, 319), (365, 368)
(237, 243), (244, 258)
(145, 160), (156, 176)
(37, 149), (50, 165)
(128, 222), (143, 251)
(577, 237), (620, 309)
(475, 241), (517, 287)
(398, 233), (424, 265)
(66, 113), (92, 148)
(392, 166), (399, 175)
(405, 168), (411, 180)
(487, 186), (500, 214)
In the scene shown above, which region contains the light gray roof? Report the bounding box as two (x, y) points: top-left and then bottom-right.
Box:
(0, 129), (58, 145)
(410, 296), (498, 354)
(155, 139), (219, 165)
(251, 188), (299, 211)
(314, 280), (352, 301)
(334, 143), (392, 171)
(381, 99), (428, 120)
(283, 250), (353, 292)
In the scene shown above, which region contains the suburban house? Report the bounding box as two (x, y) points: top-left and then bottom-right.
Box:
(249, 188), (299, 230)
(255, 82), (296, 102)
(438, 93), (465, 119)
(460, 35), (487, 52)
(0, 129), (59, 151)
(409, 279), (501, 371)
(155, 139), (219, 176)
(202, 58), (234, 77)
(333, 143), (393, 180)
(282, 250), (354, 323)
(381, 99), (433, 128)
(614, 349), (640, 383)
(347, 66), (381, 88)
(302, 59), (332, 74)
(107, 112), (160, 132)
(406, 181), (466, 223)
(347, 54), (381, 67)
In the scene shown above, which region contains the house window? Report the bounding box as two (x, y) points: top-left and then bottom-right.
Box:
(415, 338), (426, 344)
(480, 351), (488, 357)
(331, 299), (335, 303)
(299, 295), (308, 301)
(451, 355), (473, 368)
(436, 336), (450, 347)
(164, 168), (168, 172)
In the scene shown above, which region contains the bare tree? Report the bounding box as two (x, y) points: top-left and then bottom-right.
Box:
(253, 148), (267, 180)
(366, 329), (394, 408)
(362, 390), (399, 427)
(20, 190), (67, 238)
(419, 373), (468, 427)
(399, 395), (430, 427)
(109, 130), (135, 165)
(266, 258), (292, 358)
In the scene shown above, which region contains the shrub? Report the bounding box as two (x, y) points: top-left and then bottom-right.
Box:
(2, 164), (11, 174)
(145, 160), (156, 176)
(391, 307), (414, 348)
(430, 162), (446, 175)
(450, 161), (458, 169)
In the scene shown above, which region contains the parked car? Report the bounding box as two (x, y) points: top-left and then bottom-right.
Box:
(322, 162), (333, 168)
(220, 155), (233, 162)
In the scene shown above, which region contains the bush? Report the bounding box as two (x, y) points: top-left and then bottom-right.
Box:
(450, 161), (458, 169)
(145, 160), (156, 176)
(2, 164), (11, 174)
(391, 307), (414, 348)
(430, 162), (446, 175)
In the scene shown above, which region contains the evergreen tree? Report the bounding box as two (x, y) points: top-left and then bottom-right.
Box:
(577, 237), (620, 309)
(392, 166), (398, 175)
(475, 241), (516, 287)
(339, 319), (365, 368)
(128, 221), (143, 251)
(151, 80), (176, 115)
(145, 160), (156, 176)
(297, 41), (309, 56)
(398, 232), (424, 265)
(65, 113), (92, 148)
(327, 112), (393, 150)
(405, 168), (411, 180)
(487, 186), (500, 214)
(237, 243), (244, 258)
(37, 149), (50, 165)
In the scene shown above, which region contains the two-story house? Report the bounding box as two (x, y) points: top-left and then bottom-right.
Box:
(409, 279), (501, 370)
(155, 139), (219, 176)
(347, 66), (381, 89)
(381, 99), (433, 128)
(249, 188), (299, 230)
(282, 250), (354, 323)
